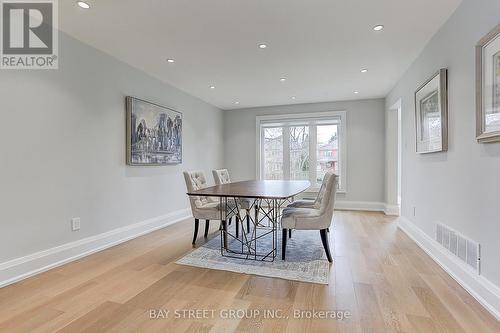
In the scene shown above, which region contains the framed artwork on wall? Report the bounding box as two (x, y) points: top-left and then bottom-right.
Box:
(415, 68), (448, 153)
(126, 96), (182, 165)
(476, 24), (500, 143)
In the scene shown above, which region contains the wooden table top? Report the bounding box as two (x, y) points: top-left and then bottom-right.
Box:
(187, 180), (311, 199)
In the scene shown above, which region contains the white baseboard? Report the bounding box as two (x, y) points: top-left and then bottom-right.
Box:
(398, 216), (500, 321)
(335, 200), (385, 212)
(0, 208), (191, 289)
(383, 203), (400, 216)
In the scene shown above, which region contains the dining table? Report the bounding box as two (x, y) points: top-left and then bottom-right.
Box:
(186, 180), (310, 261)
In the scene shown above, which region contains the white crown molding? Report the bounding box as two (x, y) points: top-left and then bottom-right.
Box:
(0, 208), (191, 288)
(398, 216), (500, 321)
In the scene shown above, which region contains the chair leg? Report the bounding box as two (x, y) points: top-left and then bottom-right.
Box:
(192, 219), (199, 245)
(246, 210), (250, 232)
(204, 220), (210, 238)
(228, 217), (232, 225)
(327, 228), (330, 233)
(221, 220), (228, 248)
(254, 205), (259, 224)
(320, 229), (333, 263)
(236, 216), (239, 238)
(288, 229), (292, 238)
(282, 229), (287, 260)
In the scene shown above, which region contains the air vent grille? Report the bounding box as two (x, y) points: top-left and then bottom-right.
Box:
(436, 223), (480, 273)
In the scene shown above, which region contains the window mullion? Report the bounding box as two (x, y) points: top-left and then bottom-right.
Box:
(283, 125), (290, 180)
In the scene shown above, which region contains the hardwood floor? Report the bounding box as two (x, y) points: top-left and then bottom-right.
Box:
(0, 211), (498, 332)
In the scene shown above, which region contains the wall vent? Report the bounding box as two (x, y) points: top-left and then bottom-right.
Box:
(436, 223), (480, 274)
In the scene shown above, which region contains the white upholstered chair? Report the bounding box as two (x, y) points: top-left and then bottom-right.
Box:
(285, 172), (332, 238)
(281, 172), (337, 262)
(287, 173), (329, 209)
(183, 170), (235, 245)
(212, 169), (257, 237)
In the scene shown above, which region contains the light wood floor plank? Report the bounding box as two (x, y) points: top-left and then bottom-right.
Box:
(411, 286), (466, 333)
(353, 282), (387, 332)
(406, 314), (445, 333)
(420, 273), (495, 333)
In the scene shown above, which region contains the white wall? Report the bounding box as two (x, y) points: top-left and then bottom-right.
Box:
(385, 99), (401, 213)
(0, 32), (224, 263)
(224, 99), (386, 204)
(386, 0), (500, 287)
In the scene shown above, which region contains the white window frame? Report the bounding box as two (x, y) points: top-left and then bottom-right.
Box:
(256, 111), (347, 193)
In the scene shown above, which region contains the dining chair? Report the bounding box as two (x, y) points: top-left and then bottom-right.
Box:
(287, 173), (329, 209)
(286, 172), (332, 237)
(281, 172), (337, 262)
(212, 169), (257, 237)
(183, 170), (235, 246)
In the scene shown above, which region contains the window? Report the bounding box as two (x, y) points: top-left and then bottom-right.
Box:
(263, 127), (283, 180)
(289, 125), (309, 180)
(316, 124), (339, 185)
(257, 111), (346, 192)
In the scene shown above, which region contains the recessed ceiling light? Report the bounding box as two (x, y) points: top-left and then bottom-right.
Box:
(280, 78), (287, 82)
(234, 101), (240, 105)
(360, 68), (368, 73)
(373, 25), (384, 31)
(166, 59), (174, 63)
(354, 91), (359, 94)
(291, 96), (296, 100)
(76, 1), (90, 9)
(210, 85), (216, 89)
(258, 43), (268, 49)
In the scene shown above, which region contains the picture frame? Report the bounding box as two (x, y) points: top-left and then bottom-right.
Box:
(415, 68), (448, 153)
(126, 96), (182, 166)
(476, 24), (500, 143)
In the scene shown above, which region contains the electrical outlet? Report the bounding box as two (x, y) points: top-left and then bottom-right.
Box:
(71, 218), (81, 231)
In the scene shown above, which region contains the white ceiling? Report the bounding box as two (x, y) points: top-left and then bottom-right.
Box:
(59, 0), (461, 110)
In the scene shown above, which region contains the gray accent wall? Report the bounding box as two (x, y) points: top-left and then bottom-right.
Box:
(386, 0), (500, 286)
(224, 99), (386, 203)
(0, 32), (224, 262)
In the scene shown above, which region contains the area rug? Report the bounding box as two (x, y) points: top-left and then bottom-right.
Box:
(176, 225), (331, 284)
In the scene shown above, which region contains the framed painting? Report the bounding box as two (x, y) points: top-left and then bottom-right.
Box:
(415, 68), (448, 153)
(126, 96), (182, 165)
(476, 24), (500, 143)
